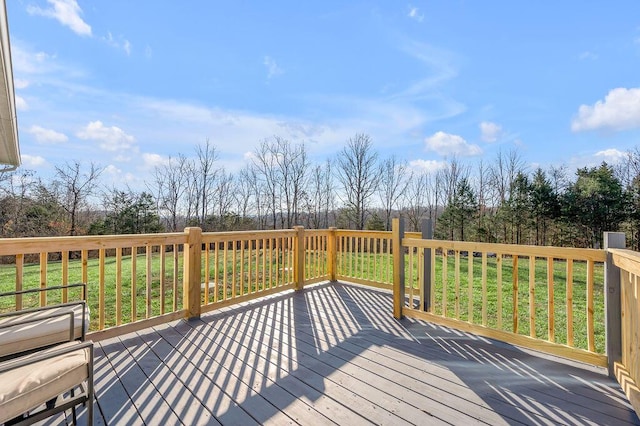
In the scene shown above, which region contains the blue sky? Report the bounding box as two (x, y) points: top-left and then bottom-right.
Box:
(9, 0), (640, 188)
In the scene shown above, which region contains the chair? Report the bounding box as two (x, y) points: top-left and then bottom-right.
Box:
(0, 283), (93, 424)
(0, 284), (89, 359)
(0, 340), (94, 425)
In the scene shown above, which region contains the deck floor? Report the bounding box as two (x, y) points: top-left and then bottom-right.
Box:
(47, 282), (639, 425)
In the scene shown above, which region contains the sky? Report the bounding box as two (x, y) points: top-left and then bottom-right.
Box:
(8, 0), (640, 189)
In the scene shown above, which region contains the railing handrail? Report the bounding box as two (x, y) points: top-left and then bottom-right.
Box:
(202, 229), (298, 241)
(0, 232), (188, 255)
(608, 247), (640, 272)
(606, 244), (640, 417)
(403, 237), (606, 261)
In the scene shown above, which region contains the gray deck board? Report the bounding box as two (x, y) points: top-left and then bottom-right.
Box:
(39, 282), (640, 425)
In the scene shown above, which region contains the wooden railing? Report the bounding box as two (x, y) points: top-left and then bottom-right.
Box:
(608, 247), (640, 416)
(0, 232), (188, 337)
(391, 218), (608, 367)
(335, 229), (400, 289)
(0, 227), (331, 339)
(0, 225), (634, 367)
(198, 228), (298, 312)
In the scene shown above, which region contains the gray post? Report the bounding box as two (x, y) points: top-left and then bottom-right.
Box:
(604, 232), (624, 378)
(392, 217), (405, 319)
(422, 219), (433, 312)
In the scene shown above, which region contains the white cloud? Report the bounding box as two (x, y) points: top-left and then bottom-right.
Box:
(123, 40), (132, 56)
(102, 32), (132, 55)
(571, 87), (640, 132)
(27, 125), (69, 143)
(27, 0), (92, 37)
(424, 131), (482, 157)
(15, 79), (30, 89)
(15, 95), (28, 111)
(76, 121), (136, 151)
(409, 159), (447, 173)
(141, 153), (168, 169)
(102, 164), (141, 187)
(394, 40), (458, 98)
(12, 44), (55, 75)
(21, 154), (47, 167)
(103, 164), (120, 174)
(113, 154), (132, 162)
(594, 148), (626, 164)
(480, 121), (502, 142)
(579, 51), (598, 60)
(407, 6), (424, 22)
(264, 56), (284, 79)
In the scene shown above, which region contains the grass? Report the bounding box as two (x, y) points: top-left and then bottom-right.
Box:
(0, 253), (183, 330)
(337, 250), (605, 353)
(1, 248), (605, 353)
(0, 248), (321, 330)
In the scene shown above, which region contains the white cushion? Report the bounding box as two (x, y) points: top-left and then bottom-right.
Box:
(0, 342), (91, 422)
(0, 304), (89, 357)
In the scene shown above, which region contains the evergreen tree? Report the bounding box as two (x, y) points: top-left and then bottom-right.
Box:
(530, 168), (558, 245)
(436, 178), (477, 240)
(562, 163), (626, 248)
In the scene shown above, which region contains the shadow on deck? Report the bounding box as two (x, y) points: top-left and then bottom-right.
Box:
(49, 282), (640, 425)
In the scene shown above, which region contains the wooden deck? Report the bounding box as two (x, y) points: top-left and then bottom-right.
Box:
(47, 282), (639, 425)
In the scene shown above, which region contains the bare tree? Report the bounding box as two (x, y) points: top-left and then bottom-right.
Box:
(489, 149), (526, 242)
(490, 149), (525, 205)
(0, 169), (53, 237)
(214, 168), (236, 230)
(307, 160), (335, 229)
(429, 169), (443, 227)
(251, 136), (309, 229)
(475, 160), (493, 241)
(436, 159), (471, 239)
(403, 170), (429, 232)
(194, 140), (219, 227)
(335, 134), (379, 230)
(377, 156), (409, 231)
(183, 159), (199, 226)
(615, 148), (640, 189)
(252, 140), (279, 229)
(52, 161), (103, 236)
(149, 155), (188, 231)
(273, 137), (308, 228)
(548, 164), (568, 195)
(441, 158), (467, 205)
(245, 164), (269, 229)
(236, 165), (255, 222)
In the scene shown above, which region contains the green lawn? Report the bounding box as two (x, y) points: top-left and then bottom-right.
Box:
(337, 251), (605, 353)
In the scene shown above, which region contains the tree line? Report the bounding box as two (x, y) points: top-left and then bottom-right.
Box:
(1, 134), (639, 250)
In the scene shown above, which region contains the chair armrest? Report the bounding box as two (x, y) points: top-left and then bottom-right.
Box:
(0, 340), (93, 373)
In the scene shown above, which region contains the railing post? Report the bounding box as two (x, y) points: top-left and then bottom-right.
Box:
(604, 231), (624, 378)
(421, 219), (433, 312)
(328, 227), (337, 282)
(294, 226), (305, 291)
(393, 217), (405, 319)
(183, 227), (202, 320)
